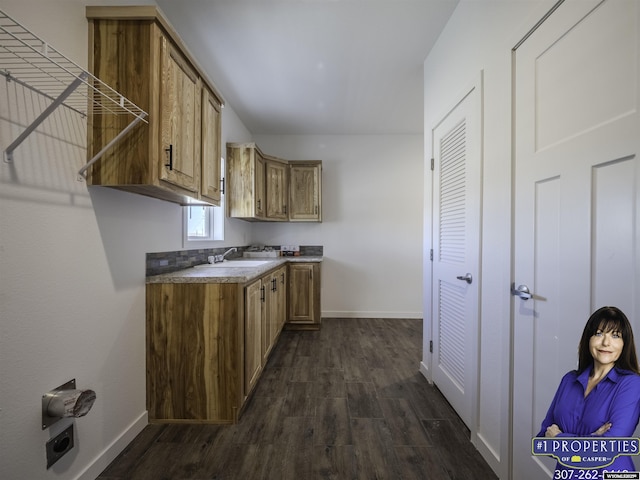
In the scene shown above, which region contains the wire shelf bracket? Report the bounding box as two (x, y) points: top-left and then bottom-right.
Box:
(0, 9), (148, 178)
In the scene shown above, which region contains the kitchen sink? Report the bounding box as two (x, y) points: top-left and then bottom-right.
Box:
(194, 260), (274, 268)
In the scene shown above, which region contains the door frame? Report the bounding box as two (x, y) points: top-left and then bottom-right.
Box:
(426, 72), (484, 441)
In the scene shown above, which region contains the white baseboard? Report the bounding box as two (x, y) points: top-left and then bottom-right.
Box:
(419, 360), (433, 384)
(75, 411), (148, 480)
(322, 310), (422, 319)
(474, 431), (504, 479)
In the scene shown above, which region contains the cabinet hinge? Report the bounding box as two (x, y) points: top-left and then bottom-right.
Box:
(431, 158), (434, 171)
(429, 340), (433, 353)
(430, 249), (433, 261)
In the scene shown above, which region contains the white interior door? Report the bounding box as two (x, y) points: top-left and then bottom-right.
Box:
(512, 1), (640, 478)
(431, 81), (481, 430)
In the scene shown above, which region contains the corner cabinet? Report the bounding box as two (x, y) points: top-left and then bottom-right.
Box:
(227, 143), (322, 222)
(287, 262), (322, 330)
(86, 6), (223, 206)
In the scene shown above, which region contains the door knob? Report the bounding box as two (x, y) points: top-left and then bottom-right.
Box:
(511, 283), (532, 300)
(456, 273), (472, 284)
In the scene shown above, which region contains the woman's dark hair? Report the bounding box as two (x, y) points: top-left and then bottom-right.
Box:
(577, 306), (639, 374)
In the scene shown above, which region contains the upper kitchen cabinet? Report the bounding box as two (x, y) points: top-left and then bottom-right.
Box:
(227, 143), (322, 222)
(85, 6), (223, 206)
(289, 161), (322, 222)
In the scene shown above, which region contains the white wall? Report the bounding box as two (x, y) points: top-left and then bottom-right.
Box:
(0, 1), (424, 479)
(421, 1), (555, 478)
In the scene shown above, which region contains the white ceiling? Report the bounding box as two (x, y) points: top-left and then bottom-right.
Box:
(155, 0), (459, 135)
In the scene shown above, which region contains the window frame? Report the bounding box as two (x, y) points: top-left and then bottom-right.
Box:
(182, 158), (225, 247)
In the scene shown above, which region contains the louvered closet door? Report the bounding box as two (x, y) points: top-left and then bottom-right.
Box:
(431, 82), (481, 430)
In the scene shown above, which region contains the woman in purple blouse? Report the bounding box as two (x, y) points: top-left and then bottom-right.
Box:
(538, 306), (640, 477)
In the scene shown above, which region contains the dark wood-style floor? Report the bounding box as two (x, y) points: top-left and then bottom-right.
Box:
(97, 318), (497, 480)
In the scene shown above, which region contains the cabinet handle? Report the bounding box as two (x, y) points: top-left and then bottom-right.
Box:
(271, 278), (277, 292)
(165, 144), (173, 170)
(315, 205), (318, 214)
(260, 285), (265, 302)
(283, 205), (287, 214)
(281, 273), (285, 284)
(220, 177), (225, 194)
(257, 199), (261, 210)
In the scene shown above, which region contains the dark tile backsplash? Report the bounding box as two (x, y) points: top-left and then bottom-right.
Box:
(299, 245), (323, 256)
(146, 245), (323, 276)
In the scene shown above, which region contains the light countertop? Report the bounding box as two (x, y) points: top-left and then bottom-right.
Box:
(146, 256), (323, 284)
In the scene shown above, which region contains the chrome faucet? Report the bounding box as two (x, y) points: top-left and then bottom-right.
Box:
(213, 247), (237, 263)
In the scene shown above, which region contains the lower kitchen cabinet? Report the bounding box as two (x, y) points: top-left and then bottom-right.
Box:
(146, 262), (320, 423)
(146, 282), (244, 424)
(146, 264), (291, 424)
(287, 262), (321, 330)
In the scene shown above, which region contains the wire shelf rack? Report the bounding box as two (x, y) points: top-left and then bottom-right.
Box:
(0, 8), (148, 173)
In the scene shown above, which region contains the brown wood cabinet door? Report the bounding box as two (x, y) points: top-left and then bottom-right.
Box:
(270, 267), (287, 341)
(261, 273), (276, 364)
(200, 87), (222, 204)
(288, 263), (320, 325)
(289, 162), (322, 221)
(227, 144), (264, 219)
(265, 160), (289, 220)
(160, 37), (200, 192)
(244, 280), (263, 395)
(270, 273), (280, 352)
(254, 153), (266, 218)
(277, 267), (287, 331)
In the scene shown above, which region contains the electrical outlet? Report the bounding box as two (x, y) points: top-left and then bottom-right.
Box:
(46, 424), (74, 468)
